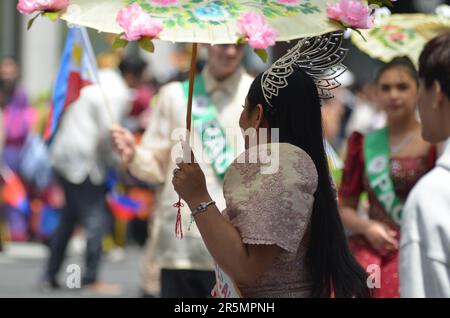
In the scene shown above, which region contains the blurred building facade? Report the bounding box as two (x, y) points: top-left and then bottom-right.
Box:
(1, 1), (62, 98)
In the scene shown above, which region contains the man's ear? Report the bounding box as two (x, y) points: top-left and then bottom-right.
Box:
(433, 80), (444, 110)
(254, 104), (265, 129)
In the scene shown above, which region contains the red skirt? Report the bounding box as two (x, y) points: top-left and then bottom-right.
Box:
(349, 237), (399, 298)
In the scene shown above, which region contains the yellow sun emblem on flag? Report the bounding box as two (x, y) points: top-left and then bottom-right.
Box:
(72, 44), (83, 67)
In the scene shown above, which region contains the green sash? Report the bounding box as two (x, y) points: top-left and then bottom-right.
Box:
(364, 128), (403, 225)
(182, 75), (235, 181)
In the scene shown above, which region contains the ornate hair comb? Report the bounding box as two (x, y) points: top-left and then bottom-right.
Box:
(261, 31), (348, 111)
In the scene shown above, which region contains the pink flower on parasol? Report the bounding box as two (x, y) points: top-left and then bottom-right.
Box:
(17, 0), (69, 14)
(237, 12), (277, 49)
(116, 3), (163, 41)
(327, 0), (374, 29)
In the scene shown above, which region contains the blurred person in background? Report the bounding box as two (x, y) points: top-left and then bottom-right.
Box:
(0, 57), (33, 173)
(41, 67), (130, 295)
(111, 44), (252, 298)
(0, 58), (28, 109)
(0, 57), (37, 241)
(103, 55), (158, 262)
(346, 81), (386, 137)
(338, 57), (437, 297)
(118, 55), (158, 246)
(119, 56), (156, 134)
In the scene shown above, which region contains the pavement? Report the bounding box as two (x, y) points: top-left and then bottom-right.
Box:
(0, 238), (153, 298)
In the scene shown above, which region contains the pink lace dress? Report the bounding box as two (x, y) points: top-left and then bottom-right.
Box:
(222, 143), (318, 298)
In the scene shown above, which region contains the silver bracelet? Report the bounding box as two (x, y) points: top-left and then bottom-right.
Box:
(188, 200), (215, 230)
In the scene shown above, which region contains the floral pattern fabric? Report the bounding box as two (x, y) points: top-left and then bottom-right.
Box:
(128, 0), (321, 29)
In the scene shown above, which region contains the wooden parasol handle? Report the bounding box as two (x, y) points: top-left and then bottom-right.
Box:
(185, 43), (198, 144)
(174, 43), (199, 240)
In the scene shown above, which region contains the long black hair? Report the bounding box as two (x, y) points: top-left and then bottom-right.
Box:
(247, 69), (370, 298)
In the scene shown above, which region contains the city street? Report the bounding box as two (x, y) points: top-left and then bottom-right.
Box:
(0, 239), (146, 298)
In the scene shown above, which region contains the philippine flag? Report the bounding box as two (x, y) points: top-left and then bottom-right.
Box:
(44, 27), (99, 143)
(0, 166), (29, 216)
(106, 192), (142, 221)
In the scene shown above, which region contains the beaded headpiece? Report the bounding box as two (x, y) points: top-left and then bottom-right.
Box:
(261, 31), (348, 111)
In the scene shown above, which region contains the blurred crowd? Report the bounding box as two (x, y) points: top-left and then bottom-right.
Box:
(0, 53), (153, 247)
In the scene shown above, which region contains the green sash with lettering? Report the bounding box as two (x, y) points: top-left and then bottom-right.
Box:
(364, 128), (403, 225)
(182, 75), (235, 181)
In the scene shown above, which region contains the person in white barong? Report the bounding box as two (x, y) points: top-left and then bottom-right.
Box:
(400, 32), (450, 298)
